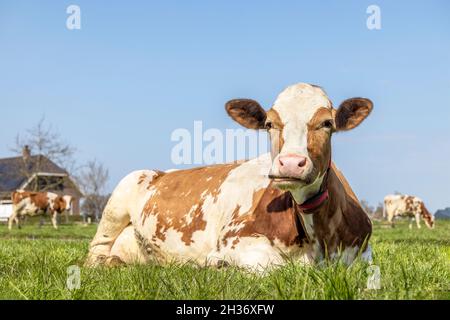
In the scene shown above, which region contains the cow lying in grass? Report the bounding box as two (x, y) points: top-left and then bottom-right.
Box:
(9, 190), (72, 230)
(86, 83), (374, 271)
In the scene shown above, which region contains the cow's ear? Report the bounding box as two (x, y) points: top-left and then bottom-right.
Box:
(225, 99), (267, 129)
(334, 98), (373, 131)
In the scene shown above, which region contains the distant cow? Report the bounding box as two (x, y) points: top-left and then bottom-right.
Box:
(383, 194), (434, 229)
(86, 83), (374, 270)
(9, 190), (73, 230)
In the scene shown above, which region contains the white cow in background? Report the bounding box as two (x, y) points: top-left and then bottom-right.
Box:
(383, 194), (434, 229)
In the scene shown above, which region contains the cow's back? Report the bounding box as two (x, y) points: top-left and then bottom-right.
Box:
(11, 191), (28, 205)
(384, 194), (420, 218)
(11, 191), (53, 214)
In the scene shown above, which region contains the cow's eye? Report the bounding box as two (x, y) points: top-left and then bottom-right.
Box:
(265, 121), (273, 129)
(321, 120), (333, 129)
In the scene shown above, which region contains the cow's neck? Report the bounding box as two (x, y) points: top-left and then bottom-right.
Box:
(292, 167), (342, 251)
(289, 172), (326, 206)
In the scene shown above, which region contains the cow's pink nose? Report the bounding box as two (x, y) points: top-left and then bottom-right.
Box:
(278, 154), (307, 177)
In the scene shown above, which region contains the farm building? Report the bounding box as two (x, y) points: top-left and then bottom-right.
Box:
(0, 146), (82, 221)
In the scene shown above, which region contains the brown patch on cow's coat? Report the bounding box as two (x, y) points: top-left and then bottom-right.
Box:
(307, 107), (333, 175)
(298, 165), (372, 254)
(137, 170), (165, 188)
(420, 202), (434, 226)
(12, 191), (50, 212)
(404, 196), (415, 212)
(221, 186), (307, 248)
(141, 163), (240, 246)
(137, 173), (147, 185)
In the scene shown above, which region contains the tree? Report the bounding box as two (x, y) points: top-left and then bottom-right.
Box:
(10, 117), (77, 191)
(372, 202), (385, 221)
(360, 199), (374, 215)
(77, 160), (109, 221)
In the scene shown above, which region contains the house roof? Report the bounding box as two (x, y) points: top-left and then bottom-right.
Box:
(0, 155), (76, 197)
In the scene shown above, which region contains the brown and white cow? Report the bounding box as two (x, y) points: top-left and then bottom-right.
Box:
(9, 190), (72, 230)
(383, 194), (434, 229)
(86, 83), (373, 271)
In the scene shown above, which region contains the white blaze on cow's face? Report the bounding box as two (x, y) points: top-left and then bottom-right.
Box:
(63, 195), (73, 211)
(267, 84), (332, 186)
(226, 82), (373, 204)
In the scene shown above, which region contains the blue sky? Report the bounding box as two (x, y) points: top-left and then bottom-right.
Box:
(1, 1), (449, 212)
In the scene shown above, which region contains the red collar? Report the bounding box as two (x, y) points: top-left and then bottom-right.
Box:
(297, 159), (332, 213)
(298, 189), (329, 212)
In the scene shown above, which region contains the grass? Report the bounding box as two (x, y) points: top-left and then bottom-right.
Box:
(0, 220), (449, 300)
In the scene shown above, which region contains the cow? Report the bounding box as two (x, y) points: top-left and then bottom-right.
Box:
(8, 190), (73, 230)
(383, 194), (434, 229)
(86, 83), (374, 271)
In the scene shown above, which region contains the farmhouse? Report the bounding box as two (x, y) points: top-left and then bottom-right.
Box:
(0, 146), (82, 221)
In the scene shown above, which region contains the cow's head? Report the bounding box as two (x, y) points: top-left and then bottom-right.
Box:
(53, 196), (66, 213)
(226, 83), (373, 203)
(421, 202), (435, 229)
(63, 195), (73, 212)
(53, 196), (72, 213)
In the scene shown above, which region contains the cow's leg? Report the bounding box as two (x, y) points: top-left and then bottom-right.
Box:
(415, 213), (421, 229)
(8, 204), (23, 230)
(86, 170), (157, 267)
(209, 236), (285, 273)
(51, 212), (59, 230)
(85, 196), (131, 266)
(15, 216), (21, 229)
(110, 225), (147, 265)
(387, 215), (395, 228)
(39, 217), (45, 228)
(8, 211), (18, 230)
(409, 218), (414, 229)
